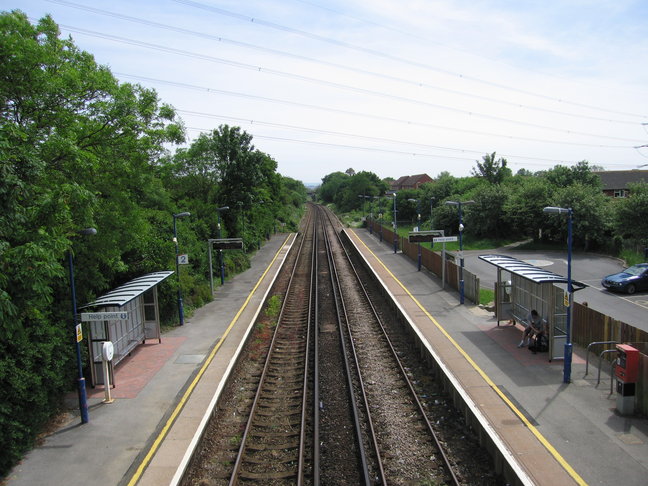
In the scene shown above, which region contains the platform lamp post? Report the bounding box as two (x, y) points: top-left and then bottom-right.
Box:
(408, 198), (422, 271)
(371, 196), (380, 235)
(256, 201), (264, 250)
(393, 193), (398, 253)
(67, 227), (97, 424)
(429, 197), (436, 249)
(358, 194), (370, 231)
(379, 200), (384, 243)
(173, 211), (190, 326)
(544, 206), (574, 384)
(216, 206), (229, 285)
(445, 200), (474, 304)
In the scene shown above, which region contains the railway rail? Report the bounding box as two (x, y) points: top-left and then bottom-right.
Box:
(182, 203), (499, 485)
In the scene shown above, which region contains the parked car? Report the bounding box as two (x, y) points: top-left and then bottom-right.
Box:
(601, 263), (648, 294)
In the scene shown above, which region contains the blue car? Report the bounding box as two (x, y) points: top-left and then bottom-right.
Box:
(601, 263), (648, 294)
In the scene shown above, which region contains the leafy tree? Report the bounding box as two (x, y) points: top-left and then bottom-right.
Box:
(0, 11), (184, 475)
(464, 184), (509, 238)
(383, 189), (415, 225)
(316, 170), (385, 212)
(503, 176), (553, 239)
(543, 184), (611, 251)
(318, 171), (348, 204)
(544, 161), (600, 188)
(471, 152), (512, 184)
(613, 182), (648, 244)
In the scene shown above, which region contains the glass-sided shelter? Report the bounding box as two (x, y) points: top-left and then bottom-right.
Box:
(479, 254), (586, 361)
(80, 271), (174, 386)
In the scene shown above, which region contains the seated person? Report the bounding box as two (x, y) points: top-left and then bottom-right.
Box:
(517, 309), (544, 347)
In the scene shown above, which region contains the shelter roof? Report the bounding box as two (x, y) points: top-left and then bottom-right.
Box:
(81, 271), (174, 309)
(478, 254), (586, 289)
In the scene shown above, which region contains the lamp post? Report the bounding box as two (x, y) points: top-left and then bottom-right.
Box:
(445, 200), (475, 304)
(429, 197), (436, 249)
(173, 211), (190, 326)
(67, 227), (97, 424)
(393, 193), (398, 253)
(544, 206), (574, 384)
(256, 201), (264, 250)
(358, 194), (371, 231)
(408, 198), (422, 271)
(371, 196), (380, 235)
(216, 206), (229, 285)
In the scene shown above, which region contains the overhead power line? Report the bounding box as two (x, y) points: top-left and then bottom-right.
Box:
(172, 0), (648, 121)
(56, 23), (646, 144)
(177, 109), (621, 164)
(184, 125), (633, 169)
(117, 72), (633, 149)
(46, 0), (640, 126)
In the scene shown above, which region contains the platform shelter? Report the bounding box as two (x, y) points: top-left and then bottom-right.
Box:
(479, 254), (586, 361)
(80, 271), (174, 386)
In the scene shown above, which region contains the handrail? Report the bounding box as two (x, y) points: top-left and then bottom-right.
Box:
(584, 341), (618, 377)
(597, 349), (619, 387)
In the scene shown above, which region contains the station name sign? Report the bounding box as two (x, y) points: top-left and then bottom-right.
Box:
(81, 311), (129, 322)
(210, 238), (244, 250)
(408, 230), (445, 243)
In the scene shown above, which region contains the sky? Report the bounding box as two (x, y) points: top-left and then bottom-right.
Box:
(9, 0), (648, 185)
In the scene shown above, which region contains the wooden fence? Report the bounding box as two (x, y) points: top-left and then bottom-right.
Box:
(368, 220), (480, 303)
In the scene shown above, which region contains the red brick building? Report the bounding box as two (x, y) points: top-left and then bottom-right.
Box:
(390, 174), (433, 191)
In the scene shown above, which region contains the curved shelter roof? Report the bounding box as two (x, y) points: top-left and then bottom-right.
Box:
(81, 271), (174, 309)
(478, 254), (586, 289)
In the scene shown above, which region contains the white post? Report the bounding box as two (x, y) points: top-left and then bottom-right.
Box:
(102, 341), (114, 404)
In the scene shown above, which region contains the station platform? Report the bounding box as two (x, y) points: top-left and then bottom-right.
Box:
(349, 227), (648, 486)
(4, 226), (648, 486)
(4, 233), (295, 486)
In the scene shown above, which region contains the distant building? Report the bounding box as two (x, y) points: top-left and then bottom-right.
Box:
(390, 174), (433, 191)
(594, 170), (648, 198)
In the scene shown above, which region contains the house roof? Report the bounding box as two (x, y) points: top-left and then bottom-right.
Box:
(594, 170), (648, 190)
(478, 254), (587, 289)
(391, 173), (432, 189)
(81, 271), (174, 309)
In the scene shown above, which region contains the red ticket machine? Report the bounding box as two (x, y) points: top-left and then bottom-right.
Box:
(615, 344), (639, 415)
(616, 344), (639, 382)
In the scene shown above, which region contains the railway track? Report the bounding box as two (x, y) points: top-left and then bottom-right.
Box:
(228, 208), (315, 485)
(320, 206), (460, 485)
(182, 203), (499, 485)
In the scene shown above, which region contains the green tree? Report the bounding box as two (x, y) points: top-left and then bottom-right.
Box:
(503, 176), (553, 239)
(471, 152), (512, 184)
(0, 11), (184, 475)
(318, 171), (349, 204)
(464, 184), (509, 238)
(543, 184), (611, 251)
(544, 161), (600, 188)
(613, 182), (648, 245)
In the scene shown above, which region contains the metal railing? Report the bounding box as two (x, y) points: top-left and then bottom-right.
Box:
(584, 341), (618, 377)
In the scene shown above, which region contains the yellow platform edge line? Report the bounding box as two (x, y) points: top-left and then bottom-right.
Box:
(350, 229), (587, 486)
(127, 234), (291, 486)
